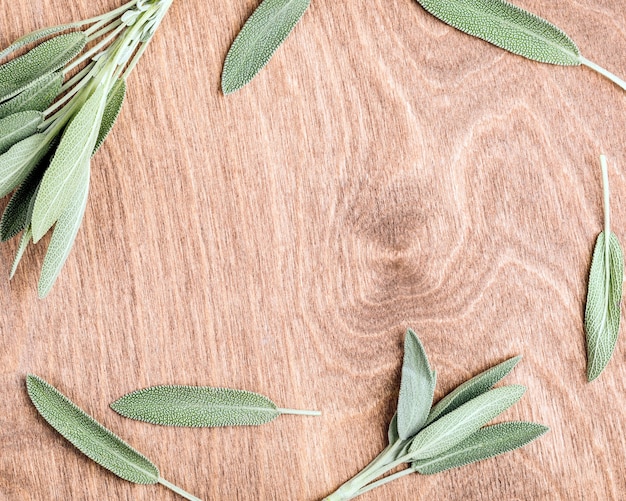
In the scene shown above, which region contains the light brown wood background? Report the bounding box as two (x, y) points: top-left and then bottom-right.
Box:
(1, 0), (625, 499)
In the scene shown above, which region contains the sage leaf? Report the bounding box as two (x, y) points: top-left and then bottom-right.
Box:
(221, 0), (310, 94)
(0, 32), (87, 102)
(408, 385), (526, 461)
(93, 79), (126, 155)
(0, 111), (43, 154)
(388, 413), (399, 444)
(425, 355), (521, 425)
(0, 168), (40, 241)
(111, 386), (320, 427)
(414, 0), (581, 66)
(412, 422), (549, 474)
(10, 226), (32, 278)
(26, 375), (201, 500)
(32, 84), (107, 242)
(0, 24), (79, 61)
(0, 72), (63, 120)
(38, 165), (90, 298)
(397, 329), (436, 440)
(0, 133), (49, 198)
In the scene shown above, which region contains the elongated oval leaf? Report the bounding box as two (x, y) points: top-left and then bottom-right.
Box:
(0, 24), (78, 61)
(412, 422), (549, 474)
(93, 79), (126, 155)
(415, 0), (581, 65)
(397, 329), (436, 440)
(585, 231), (624, 381)
(0, 32), (86, 102)
(0, 170), (40, 241)
(26, 374), (160, 484)
(0, 133), (49, 198)
(426, 355), (521, 426)
(0, 72), (63, 120)
(0, 111), (43, 154)
(221, 0), (310, 94)
(10, 226), (32, 278)
(408, 385), (525, 461)
(38, 165), (90, 298)
(111, 386), (282, 427)
(32, 84), (107, 242)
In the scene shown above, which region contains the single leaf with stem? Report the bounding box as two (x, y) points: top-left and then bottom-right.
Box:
(413, 0), (626, 93)
(26, 374), (201, 501)
(584, 155), (624, 381)
(0, 72), (63, 120)
(111, 385), (321, 427)
(0, 133), (50, 198)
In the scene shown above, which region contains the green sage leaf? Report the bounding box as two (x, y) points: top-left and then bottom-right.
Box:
(111, 386), (283, 427)
(93, 79), (126, 155)
(0, 170), (40, 242)
(414, 0), (581, 65)
(0, 72), (63, 120)
(412, 422), (549, 474)
(38, 165), (90, 298)
(397, 329), (436, 440)
(425, 355), (521, 426)
(0, 24), (79, 61)
(585, 231), (624, 381)
(408, 385), (525, 461)
(0, 111), (43, 154)
(10, 226), (32, 278)
(0, 133), (49, 198)
(32, 84), (107, 242)
(221, 0), (310, 94)
(388, 413), (399, 444)
(0, 32), (87, 102)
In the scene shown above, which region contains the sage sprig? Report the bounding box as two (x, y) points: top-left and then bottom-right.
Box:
(413, 0), (626, 94)
(111, 385), (321, 427)
(0, 0), (173, 297)
(323, 329), (548, 501)
(221, 0), (311, 94)
(584, 155), (624, 382)
(26, 374), (201, 501)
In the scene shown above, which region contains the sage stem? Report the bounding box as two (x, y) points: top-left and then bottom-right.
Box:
(580, 57), (626, 93)
(157, 477), (202, 501)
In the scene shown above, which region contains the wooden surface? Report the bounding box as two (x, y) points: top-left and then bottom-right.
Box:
(1, 0), (625, 499)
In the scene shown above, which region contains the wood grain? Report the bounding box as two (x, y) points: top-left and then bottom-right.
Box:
(1, 0), (625, 499)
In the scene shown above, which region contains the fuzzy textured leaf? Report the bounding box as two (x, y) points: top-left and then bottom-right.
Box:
(585, 231), (624, 381)
(415, 0), (581, 65)
(426, 355), (521, 425)
(0, 32), (86, 102)
(111, 386), (282, 427)
(0, 72), (63, 120)
(412, 422), (549, 474)
(0, 111), (43, 155)
(397, 329), (436, 440)
(0, 24), (78, 61)
(32, 84), (106, 242)
(26, 374), (160, 484)
(388, 413), (399, 444)
(0, 169), (40, 241)
(93, 79), (126, 154)
(10, 226), (32, 278)
(221, 0), (310, 94)
(0, 133), (49, 198)
(38, 165), (90, 298)
(408, 385), (525, 460)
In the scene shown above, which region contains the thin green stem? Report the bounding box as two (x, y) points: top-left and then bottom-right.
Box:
(64, 22), (126, 75)
(580, 57), (626, 93)
(76, 0), (139, 27)
(601, 155), (610, 237)
(276, 408), (321, 416)
(157, 477), (202, 501)
(84, 18), (109, 38)
(353, 468), (414, 499)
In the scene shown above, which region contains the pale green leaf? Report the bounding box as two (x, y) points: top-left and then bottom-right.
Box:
(0, 32), (86, 102)
(0, 111), (43, 154)
(26, 374), (160, 484)
(0, 24), (78, 61)
(412, 422), (549, 474)
(32, 84), (107, 242)
(10, 226), (32, 278)
(397, 329), (436, 440)
(388, 413), (399, 444)
(585, 231), (624, 381)
(111, 386), (283, 427)
(221, 0), (310, 94)
(0, 133), (49, 198)
(93, 79), (126, 155)
(426, 355), (521, 426)
(38, 165), (89, 298)
(0, 72), (63, 120)
(408, 385), (525, 461)
(415, 0), (581, 65)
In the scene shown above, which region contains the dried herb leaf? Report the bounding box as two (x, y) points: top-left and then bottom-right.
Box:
(0, 32), (87, 102)
(414, 0), (581, 65)
(397, 329), (436, 440)
(425, 355), (521, 425)
(221, 0), (310, 94)
(0, 111), (43, 155)
(0, 133), (49, 198)
(412, 422), (548, 474)
(408, 385), (525, 460)
(94, 79), (126, 155)
(0, 72), (63, 120)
